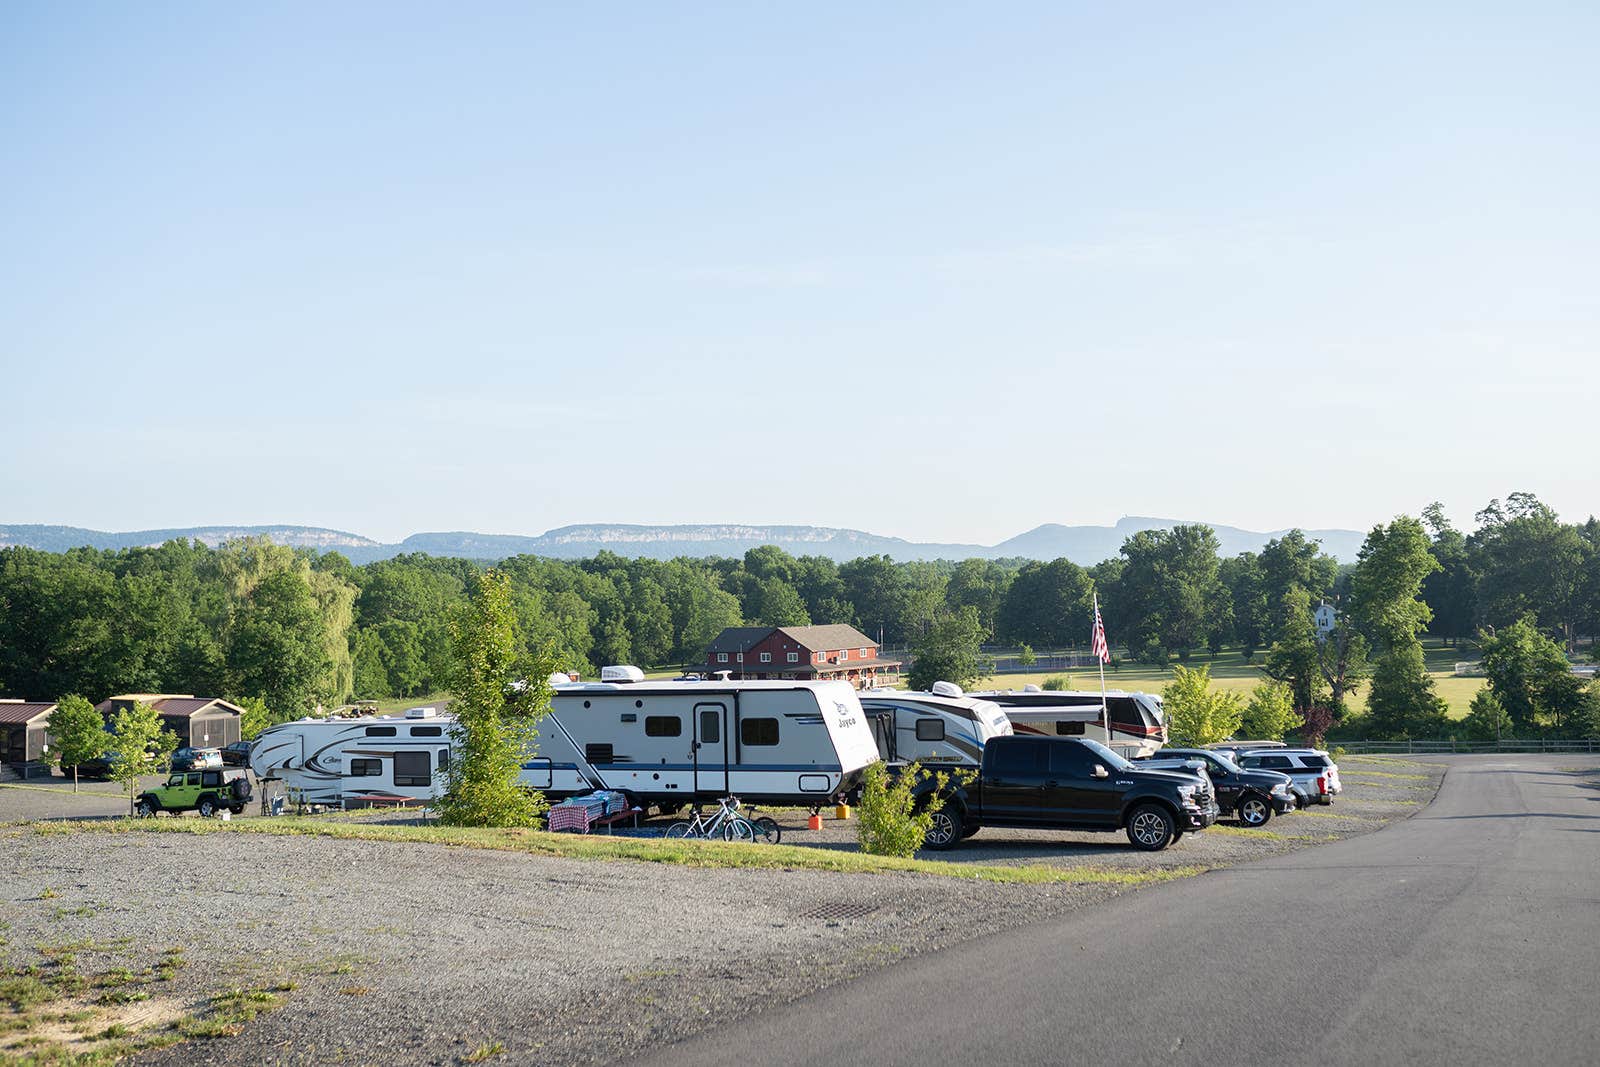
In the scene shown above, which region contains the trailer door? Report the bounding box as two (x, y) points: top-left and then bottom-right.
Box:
(692, 702), (729, 796)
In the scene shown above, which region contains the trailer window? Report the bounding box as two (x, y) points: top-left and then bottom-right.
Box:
(699, 710), (721, 744)
(365, 726), (397, 737)
(915, 718), (945, 742)
(437, 748), (449, 770)
(410, 726), (442, 737)
(1055, 720), (1085, 735)
(741, 718), (779, 746)
(393, 751), (431, 787)
(645, 716), (682, 737)
(350, 758), (382, 777)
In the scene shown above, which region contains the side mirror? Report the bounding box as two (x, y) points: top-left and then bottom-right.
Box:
(1092, 764), (1109, 779)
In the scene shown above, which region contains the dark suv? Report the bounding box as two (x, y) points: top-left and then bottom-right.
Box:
(1137, 748), (1296, 827)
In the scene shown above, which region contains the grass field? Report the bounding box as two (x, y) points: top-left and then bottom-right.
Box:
(974, 640), (1484, 720)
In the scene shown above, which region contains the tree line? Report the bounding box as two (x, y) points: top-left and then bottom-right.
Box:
(1, 492), (1597, 740)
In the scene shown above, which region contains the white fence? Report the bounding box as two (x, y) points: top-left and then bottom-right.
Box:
(1340, 739), (1600, 755)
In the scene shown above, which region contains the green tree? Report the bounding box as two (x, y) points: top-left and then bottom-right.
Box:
(434, 571), (552, 828)
(1316, 613), (1370, 720)
(226, 569), (328, 717)
(50, 694), (107, 793)
(1162, 664), (1243, 746)
(1353, 517), (1447, 740)
(908, 607), (991, 691)
(108, 701), (179, 816)
(1263, 587), (1328, 713)
(755, 578), (811, 627)
(1016, 643), (1036, 668)
(235, 695), (273, 741)
(1240, 681), (1299, 741)
(1478, 616), (1575, 730)
(1219, 552), (1268, 658)
(1471, 493), (1586, 649)
(944, 559), (1015, 635)
(1461, 688), (1512, 742)
(1116, 526), (1229, 662)
(996, 559), (1095, 648)
(1421, 502), (1477, 647)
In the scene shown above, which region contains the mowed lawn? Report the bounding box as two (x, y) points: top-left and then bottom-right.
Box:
(974, 641), (1484, 720)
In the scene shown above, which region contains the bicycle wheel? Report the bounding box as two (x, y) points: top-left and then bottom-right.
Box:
(722, 818), (755, 843)
(753, 816), (781, 844)
(665, 821), (693, 839)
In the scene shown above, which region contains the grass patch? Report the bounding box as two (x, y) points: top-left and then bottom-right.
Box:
(24, 818), (1206, 886)
(1291, 808), (1375, 819)
(1203, 824), (1287, 841)
(466, 1040), (507, 1062)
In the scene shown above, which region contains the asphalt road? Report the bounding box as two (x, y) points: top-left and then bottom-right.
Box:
(627, 755), (1600, 1067)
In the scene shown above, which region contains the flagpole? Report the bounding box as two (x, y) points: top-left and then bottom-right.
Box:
(1095, 593), (1109, 745)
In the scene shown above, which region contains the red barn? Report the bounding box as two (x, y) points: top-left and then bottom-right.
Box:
(704, 625), (900, 689)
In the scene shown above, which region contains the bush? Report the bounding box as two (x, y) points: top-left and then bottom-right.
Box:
(1462, 688), (1512, 741)
(855, 761), (969, 858)
(1041, 675), (1073, 691)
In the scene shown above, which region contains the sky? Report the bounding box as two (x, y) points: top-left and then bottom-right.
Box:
(3, 1), (1596, 545)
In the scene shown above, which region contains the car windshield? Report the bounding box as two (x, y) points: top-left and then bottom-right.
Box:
(1198, 751), (1241, 774)
(1077, 738), (1133, 772)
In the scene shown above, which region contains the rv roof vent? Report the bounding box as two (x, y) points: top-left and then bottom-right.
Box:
(930, 681), (964, 698)
(1022, 684), (1042, 693)
(404, 706), (437, 719)
(600, 665), (645, 684)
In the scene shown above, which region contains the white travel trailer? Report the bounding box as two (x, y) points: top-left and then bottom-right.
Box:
(250, 668), (881, 810)
(857, 681), (1012, 768)
(250, 706), (453, 807)
(969, 687), (1167, 757)
(530, 667), (880, 807)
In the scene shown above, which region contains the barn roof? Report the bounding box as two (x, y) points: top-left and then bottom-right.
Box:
(774, 624), (877, 651)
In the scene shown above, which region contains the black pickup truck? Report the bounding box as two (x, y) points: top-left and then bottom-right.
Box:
(918, 735), (1219, 851)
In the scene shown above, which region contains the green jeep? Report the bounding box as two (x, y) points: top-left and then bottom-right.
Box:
(136, 769), (252, 817)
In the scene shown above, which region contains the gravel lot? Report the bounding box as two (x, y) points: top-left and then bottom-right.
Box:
(0, 756), (1443, 1066)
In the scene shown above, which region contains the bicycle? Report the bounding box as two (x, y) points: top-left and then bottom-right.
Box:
(665, 797), (780, 844)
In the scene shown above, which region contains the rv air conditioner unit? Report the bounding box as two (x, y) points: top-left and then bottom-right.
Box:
(930, 681), (965, 698)
(600, 665), (645, 683)
(404, 707), (438, 719)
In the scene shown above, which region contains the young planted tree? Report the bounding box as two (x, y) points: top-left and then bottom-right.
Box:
(1240, 681), (1299, 742)
(1162, 664), (1243, 746)
(1462, 688), (1513, 742)
(435, 570), (553, 828)
(855, 761), (968, 858)
(108, 702), (179, 815)
(50, 694), (107, 794)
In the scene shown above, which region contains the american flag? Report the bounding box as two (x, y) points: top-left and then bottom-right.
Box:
(1091, 596), (1110, 664)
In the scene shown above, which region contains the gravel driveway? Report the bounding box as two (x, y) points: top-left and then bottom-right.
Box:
(0, 756), (1442, 1066)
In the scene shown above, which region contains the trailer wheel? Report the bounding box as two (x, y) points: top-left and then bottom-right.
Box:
(922, 806), (964, 851)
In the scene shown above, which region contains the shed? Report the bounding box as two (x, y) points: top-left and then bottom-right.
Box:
(0, 700), (56, 770)
(94, 695), (244, 749)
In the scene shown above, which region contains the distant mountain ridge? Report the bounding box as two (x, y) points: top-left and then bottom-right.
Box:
(0, 519), (1369, 564)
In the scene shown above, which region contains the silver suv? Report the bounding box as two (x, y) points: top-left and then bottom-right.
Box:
(1237, 748), (1341, 805)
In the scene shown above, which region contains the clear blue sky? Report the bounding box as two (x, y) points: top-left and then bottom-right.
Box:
(4, 2), (1595, 544)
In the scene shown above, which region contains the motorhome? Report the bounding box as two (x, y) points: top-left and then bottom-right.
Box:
(250, 706), (453, 807)
(967, 687), (1167, 757)
(250, 668), (881, 810)
(857, 681), (1012, 768)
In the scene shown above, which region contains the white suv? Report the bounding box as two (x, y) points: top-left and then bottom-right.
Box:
(1238, 749), (1342, 805)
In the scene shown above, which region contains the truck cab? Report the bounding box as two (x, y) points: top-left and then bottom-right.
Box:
(920, 735), (1218, 851)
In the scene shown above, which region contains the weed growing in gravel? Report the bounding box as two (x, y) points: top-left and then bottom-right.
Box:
(1203, 824), (1288, 840)
(466, 1040), (507, 1061)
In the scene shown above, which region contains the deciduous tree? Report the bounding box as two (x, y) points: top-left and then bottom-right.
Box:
(1162, 664), (1243, 746)
(50, 694), (107, 793)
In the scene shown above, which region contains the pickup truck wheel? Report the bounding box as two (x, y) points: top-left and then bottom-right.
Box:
(1126, 804), (1176, 851)
(134, 798), (155, 818)
(923, 807), (964, 851)
(198, 797), (218, 818)
(1238, 795), (1272, 827)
